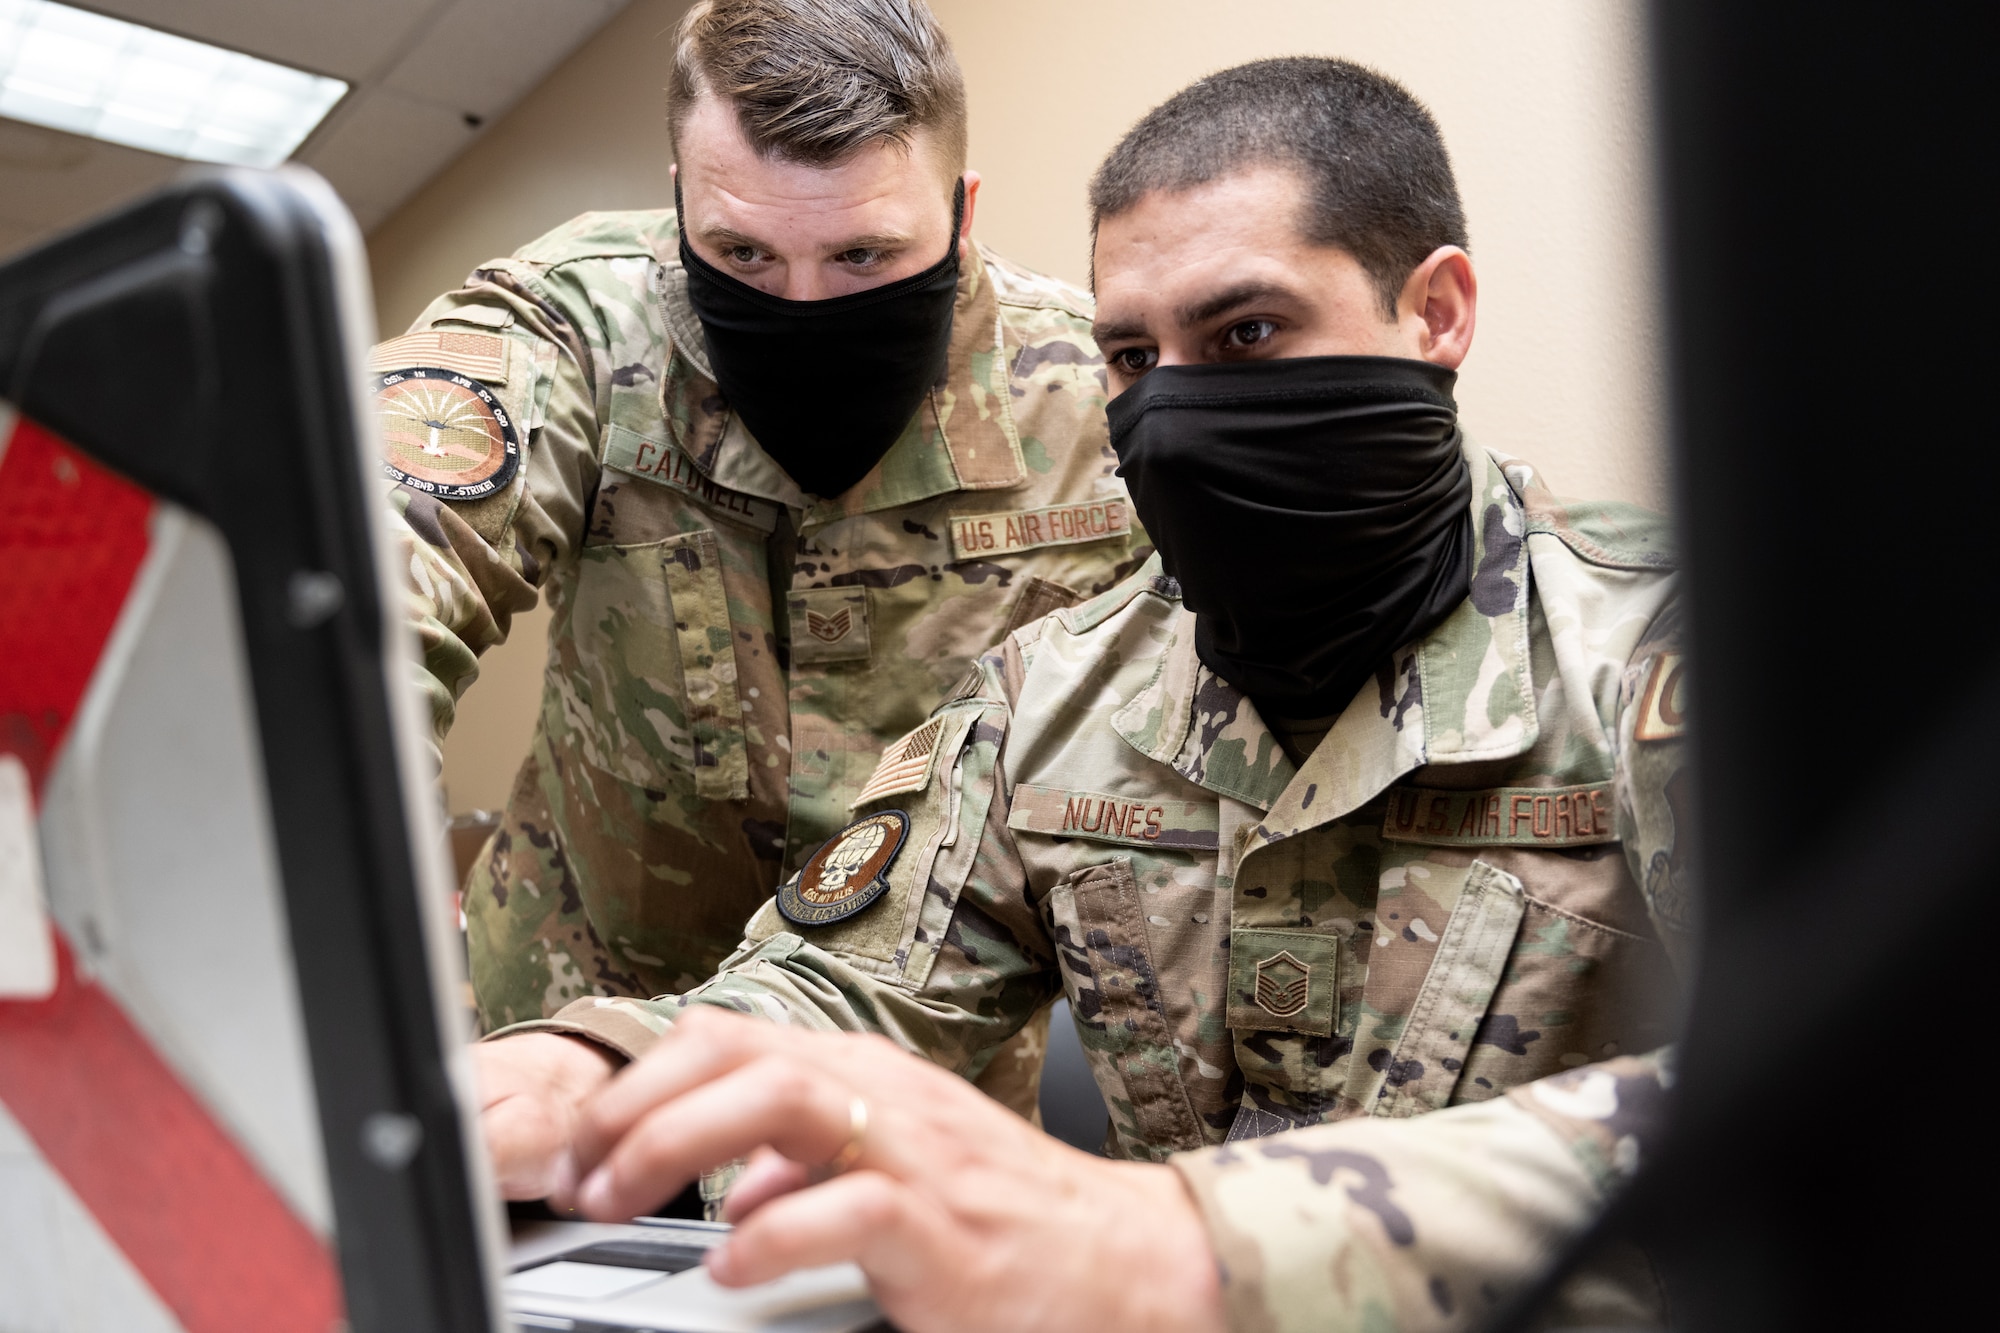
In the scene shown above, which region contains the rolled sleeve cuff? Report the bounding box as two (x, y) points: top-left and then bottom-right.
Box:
(485, 995), (678, 1064)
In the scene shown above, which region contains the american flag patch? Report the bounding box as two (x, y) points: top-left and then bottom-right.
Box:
(851, 718), (944, 809)
(368, 329), (509, 384)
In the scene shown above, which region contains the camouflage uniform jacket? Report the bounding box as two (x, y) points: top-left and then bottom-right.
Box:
(377, 212), (1149, 1029)
(525, 443), (1693, 1327)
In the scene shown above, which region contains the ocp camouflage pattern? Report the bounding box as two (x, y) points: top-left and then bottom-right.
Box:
(520, 444), (1693, 1325)
(379, 209), (1150, 1039)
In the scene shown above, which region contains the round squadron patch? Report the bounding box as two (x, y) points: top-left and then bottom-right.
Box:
(375, 367), (520, 500)
(777, 810), (909, 927)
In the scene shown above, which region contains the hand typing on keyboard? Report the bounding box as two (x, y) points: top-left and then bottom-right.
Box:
(536, 1008), (1227, 1333)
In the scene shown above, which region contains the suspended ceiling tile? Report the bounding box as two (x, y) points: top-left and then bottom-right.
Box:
(382, 0), (625, 120)
(295, 87), (479, 216)
(76, 0), (444, 82)
(0, 0), (635, 247)
(0, 122), (181, 231)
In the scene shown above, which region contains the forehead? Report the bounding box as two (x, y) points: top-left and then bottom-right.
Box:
(676, 94), (944, 202)
(1092, 167), (1330, 315)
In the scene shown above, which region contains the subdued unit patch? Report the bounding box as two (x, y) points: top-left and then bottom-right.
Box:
(777, 810), (909, 927)
(375, 368), (520, 501)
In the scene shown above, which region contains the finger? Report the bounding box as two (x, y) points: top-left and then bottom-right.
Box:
(572, 1008), (796, 1172)
(575, 1055), (862, 1220)
(720, 1146), (815, 1222)
(708, 1170), (945, 1293)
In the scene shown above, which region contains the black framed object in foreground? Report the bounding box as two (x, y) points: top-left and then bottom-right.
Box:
(0, 169), (501, 1333)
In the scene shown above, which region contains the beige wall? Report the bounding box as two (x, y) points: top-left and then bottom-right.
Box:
(369, 0), (696, 814)
(365, 0), (1663, 813)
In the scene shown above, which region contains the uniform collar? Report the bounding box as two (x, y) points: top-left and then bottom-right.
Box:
(1113, 441), (1537, 834)
(656, 238), (1025, 517)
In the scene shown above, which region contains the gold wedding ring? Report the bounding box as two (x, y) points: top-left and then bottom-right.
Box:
(827, 1093), (869, 1174)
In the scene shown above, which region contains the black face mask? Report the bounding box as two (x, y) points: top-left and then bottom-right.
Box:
(1107, 355), (1473, 719)
(677, 179), (964, 498)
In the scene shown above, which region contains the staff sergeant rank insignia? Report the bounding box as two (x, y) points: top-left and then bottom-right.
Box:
(375, 366), (521, 500)
(777, 810), (909, 927)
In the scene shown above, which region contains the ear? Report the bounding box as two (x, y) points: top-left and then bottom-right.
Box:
(958, 170), (982, 259)
(1398, 246), (1477, 370)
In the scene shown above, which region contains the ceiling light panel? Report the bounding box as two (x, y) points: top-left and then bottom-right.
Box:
(0, 0), (347, 168)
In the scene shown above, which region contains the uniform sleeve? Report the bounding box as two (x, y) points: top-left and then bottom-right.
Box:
(1612, 594), (1697, 970)
(500, 647), (1062, 1074)
(378, 263), (602, 753)
(1171, 1050), (1670, 1333)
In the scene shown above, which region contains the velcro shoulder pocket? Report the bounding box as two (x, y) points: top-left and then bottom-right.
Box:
(754, 705), (994, 986)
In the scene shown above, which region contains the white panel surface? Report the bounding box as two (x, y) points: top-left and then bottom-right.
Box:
(38, 506), (333, 1236)
(0, 754), (55, 997)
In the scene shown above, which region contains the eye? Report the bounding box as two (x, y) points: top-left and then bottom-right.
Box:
(837, 247), (887, 268)
(1221, 319), (1279, 350)
(1109, 346), (1158, 376)
(725, 245), (761, 265)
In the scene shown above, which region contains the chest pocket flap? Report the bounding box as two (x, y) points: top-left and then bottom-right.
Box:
(1361, 859), (1526, 1118)
(568, 527), (747, 801)
(1049, 858), (1206, 1160)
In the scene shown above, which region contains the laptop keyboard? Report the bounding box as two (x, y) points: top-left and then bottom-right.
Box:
(551, 1238), (710, 1275)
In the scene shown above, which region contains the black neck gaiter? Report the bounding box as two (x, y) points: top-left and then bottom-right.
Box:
(1107, 356), (1473, 719)
(677, 180), (964, 498)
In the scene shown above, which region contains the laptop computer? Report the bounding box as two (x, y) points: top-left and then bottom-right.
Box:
(0, 168), (885, 1333)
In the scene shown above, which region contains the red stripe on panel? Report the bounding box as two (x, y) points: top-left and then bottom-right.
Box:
(0, 938), (345, 1333)
(0, 414), (344, 1333)
(0, 416), (152, 795)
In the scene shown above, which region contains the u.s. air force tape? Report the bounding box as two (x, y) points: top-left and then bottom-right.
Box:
(1381, 782), (1616, 847)
(777, 810), (909, 927)
(375, 366), (520, 500)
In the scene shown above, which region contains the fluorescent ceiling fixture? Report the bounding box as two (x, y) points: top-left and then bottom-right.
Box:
(0, 0), (346, 167)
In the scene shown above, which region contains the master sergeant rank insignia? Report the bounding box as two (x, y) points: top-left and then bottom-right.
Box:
(374, 366), (520, 501)
(777, 810), (909, 927)
(1253, 951), (1313, 1019)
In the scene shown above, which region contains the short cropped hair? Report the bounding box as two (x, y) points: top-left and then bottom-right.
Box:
(1089, 57), (1468, 316)
(668, 0), (967, 179)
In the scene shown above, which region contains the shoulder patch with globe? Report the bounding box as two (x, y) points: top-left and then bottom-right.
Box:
(777, 810), (910, 927)
(374, 366), (520, 500)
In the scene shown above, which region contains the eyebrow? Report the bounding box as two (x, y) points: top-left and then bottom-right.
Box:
(1174, 281), (1301, 329)
(1093, 280), (1304, 346)
(693, 224), (916, 256)
(1091, 317), (1148, 345)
